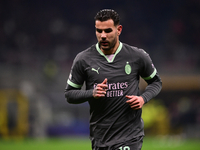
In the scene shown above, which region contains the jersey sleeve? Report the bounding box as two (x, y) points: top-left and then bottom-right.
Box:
(65, 52), (94, 104)
(67, 53), (86, 89)
(138, 49), (157, 81)
(138, 49), (162, 103)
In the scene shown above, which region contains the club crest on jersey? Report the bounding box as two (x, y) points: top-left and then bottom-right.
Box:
(125, 62), (131, 75)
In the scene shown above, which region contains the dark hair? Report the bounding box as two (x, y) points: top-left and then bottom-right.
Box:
(94, 9), (120, 26)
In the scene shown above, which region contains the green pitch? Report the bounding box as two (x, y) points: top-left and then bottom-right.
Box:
(0, 136), (199, 150)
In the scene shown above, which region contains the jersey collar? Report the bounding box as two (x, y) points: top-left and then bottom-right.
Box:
(95, 42), (123, 63)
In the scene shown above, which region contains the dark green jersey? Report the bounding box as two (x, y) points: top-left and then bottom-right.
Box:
(65, 42), (162, 147)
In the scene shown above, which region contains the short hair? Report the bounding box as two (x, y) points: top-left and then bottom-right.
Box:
(94, 9), (120, 26)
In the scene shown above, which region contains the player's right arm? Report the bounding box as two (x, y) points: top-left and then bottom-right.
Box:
(65, 52), (108, 104)
(65, 78), (108, 104)
(65, 84), (94, 104)
(65, 52), (93, 104)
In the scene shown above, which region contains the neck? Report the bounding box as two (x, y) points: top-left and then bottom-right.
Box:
(101, 41), (120, 55)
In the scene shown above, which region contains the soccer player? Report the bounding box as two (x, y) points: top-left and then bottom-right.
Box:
(65, 9), (162, 150)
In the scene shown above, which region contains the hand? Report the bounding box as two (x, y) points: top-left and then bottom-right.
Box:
(126, 95), (144, 110)
(93, 78), (108, 99)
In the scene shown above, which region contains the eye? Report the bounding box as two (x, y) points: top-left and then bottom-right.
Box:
(104, 28), (112, 33)
(96, 29), (102, 33)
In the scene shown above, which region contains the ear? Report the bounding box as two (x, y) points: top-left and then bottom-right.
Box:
(117, 25), (123, 35)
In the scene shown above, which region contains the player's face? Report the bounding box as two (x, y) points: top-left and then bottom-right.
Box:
(95, 19), (122, 54)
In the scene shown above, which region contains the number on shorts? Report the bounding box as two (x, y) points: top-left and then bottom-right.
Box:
(119, 146), (130, 150)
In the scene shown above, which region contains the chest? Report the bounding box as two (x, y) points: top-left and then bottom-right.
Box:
(85, 54), (140, 84)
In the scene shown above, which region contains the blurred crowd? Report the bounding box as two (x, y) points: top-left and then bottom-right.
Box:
(0, 0), (200, 74)
(0, 0), (200, 139)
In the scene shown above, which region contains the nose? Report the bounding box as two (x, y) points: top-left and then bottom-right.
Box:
(101, 31), (106, 39)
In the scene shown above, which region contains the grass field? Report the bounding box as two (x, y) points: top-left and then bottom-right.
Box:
(0, 136), (199, 150)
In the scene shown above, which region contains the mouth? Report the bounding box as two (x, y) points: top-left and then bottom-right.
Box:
(100, 41), (109, 46)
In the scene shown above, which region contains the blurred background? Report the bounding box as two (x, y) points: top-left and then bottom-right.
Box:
(0, 0), (200, 142)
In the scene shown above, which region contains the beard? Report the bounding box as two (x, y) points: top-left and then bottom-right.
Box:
(99, 38), (117, 51)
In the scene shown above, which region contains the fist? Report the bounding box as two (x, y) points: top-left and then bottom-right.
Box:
(93, 78), (108, 99)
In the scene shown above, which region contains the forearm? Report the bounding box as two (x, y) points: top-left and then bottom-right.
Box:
(141, 75), (162, 103)
(65, 88), (93, 104)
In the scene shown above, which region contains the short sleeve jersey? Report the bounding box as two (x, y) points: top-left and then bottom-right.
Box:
(67, 42), (157, 147)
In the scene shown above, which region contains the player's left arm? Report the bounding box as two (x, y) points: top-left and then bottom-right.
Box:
(126, 50), (162, 109)
(139, 50), (162, 104)
(126, 73), (162, 109)
(126, 95), (145, 109)
(141, 72), (162, 104)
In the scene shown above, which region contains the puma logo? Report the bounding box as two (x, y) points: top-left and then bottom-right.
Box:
(92, 67), (100, 74)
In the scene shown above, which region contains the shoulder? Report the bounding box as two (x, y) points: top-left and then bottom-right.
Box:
(74, 45), (96, 62)
(122, 43), (149, 58)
